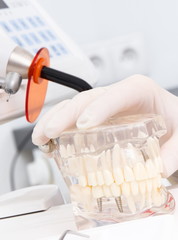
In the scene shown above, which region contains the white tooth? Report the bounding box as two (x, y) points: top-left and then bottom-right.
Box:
(70, 184), (82, 202)
(87, 172), (97, 186)
(154, 137), (163, 173)
(139, 181), (146, 195)
(124, 166), (135, 182)
(127, 196), (136, 213)
(102, 185), (112, 197)
(92, 186), (104, 199)
(113, 167), (124, 184)
(139, 195), (146, 210)
(147, 137), (163, 173)
(130, 181), (139, 196)
(84, 147), (90, 153)
(81, 186), (93, 211)
(146, 159), (157, 178)
(155, 157), (163, 173)
(146, 192), (152, 207)
(106, 149), (112, 168)
(90, 144), (95, 152)
(67, 144), (73, 156)
(152, 174), (162, 191)
(103, 170), (114, 185)
(121, 182), (130, 197)
(152, 190), (162, 207)
(146, 179), (152, 193)
(110, 183), (121, 197)
(60, 145), (67, 158)
(133, 162), (147, 180)
(100, 151), (114, 185)
(73, 133), (84, 149)
(112, 144), (121, 164)
(78, 175), (87, 187)
(96, 171), (104, 185)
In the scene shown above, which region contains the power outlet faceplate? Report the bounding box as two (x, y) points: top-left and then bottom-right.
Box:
(83, 34), (148, 86)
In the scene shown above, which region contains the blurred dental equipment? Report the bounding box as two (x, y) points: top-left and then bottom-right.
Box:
(0, 0), (97, 124)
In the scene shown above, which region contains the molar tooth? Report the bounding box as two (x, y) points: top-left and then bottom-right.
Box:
(121, 182), (130, 197)
(110, 183), (121, 197)
(152, 174), (162, 191)
(102, 185), (112, 197)
(152, 190), (162, 207)
(130, 181), (139, 196)
(92, 186), (104, 199)
(146, 192), (152, 207)
(124, 166), (135, 182)
(146, 179), (153, 193)
(139, 195), (146, 210)
(113, 168), (124, 184)
(146, 159), (157, 178)
(139, 181), (146, 195)
(133, 162), (147, 180)
(96, 171), (104, 185)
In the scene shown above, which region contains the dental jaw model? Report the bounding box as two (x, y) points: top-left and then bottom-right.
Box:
(52, 114), (175, 230)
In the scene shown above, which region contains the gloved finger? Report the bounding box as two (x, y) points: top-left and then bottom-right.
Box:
(32, 99), (71, 145)
(76, 75), (155, 129)
(161, 131), (178, 177)
(43, 87), (107, 139)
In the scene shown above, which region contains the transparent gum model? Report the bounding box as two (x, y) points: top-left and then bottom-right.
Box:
(52, 114), (175, 230)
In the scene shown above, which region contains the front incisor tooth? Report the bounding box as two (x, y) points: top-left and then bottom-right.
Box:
(113, 167), (124, 184)
(110, 183), (121, 197)
(133, 162), (147, 180)
(87, 172), (97, 186)
(121, 182), (130, 197)
(103, 170), (114, 185)
(102, 185), (112, 197)
(96, 171), (104, 185)
(146, 159), (158, 178)
(92, 186), (104, 199)
(124, 166), (135, 182)
(78, 175), (87, 187)
(130, 181), (139, 196)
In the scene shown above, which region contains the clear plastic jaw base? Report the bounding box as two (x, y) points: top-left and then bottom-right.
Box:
(52, 114), (176, 230)
(73, 190), (175, 230)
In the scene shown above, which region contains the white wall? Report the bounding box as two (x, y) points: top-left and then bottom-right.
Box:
(37, 0), (178, 89)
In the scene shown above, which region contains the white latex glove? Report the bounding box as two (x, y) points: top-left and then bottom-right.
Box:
(32, 75), (178, 177)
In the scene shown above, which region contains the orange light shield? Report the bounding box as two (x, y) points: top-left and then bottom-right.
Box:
(26, 48), (50, 123)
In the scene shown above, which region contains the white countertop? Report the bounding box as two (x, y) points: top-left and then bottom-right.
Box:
(0, 187), (178, 240)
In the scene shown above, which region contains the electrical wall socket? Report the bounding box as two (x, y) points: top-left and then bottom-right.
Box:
(82, 34), (148, 86)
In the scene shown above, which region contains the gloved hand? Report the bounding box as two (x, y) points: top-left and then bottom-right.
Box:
(32, 74), (178, 177)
